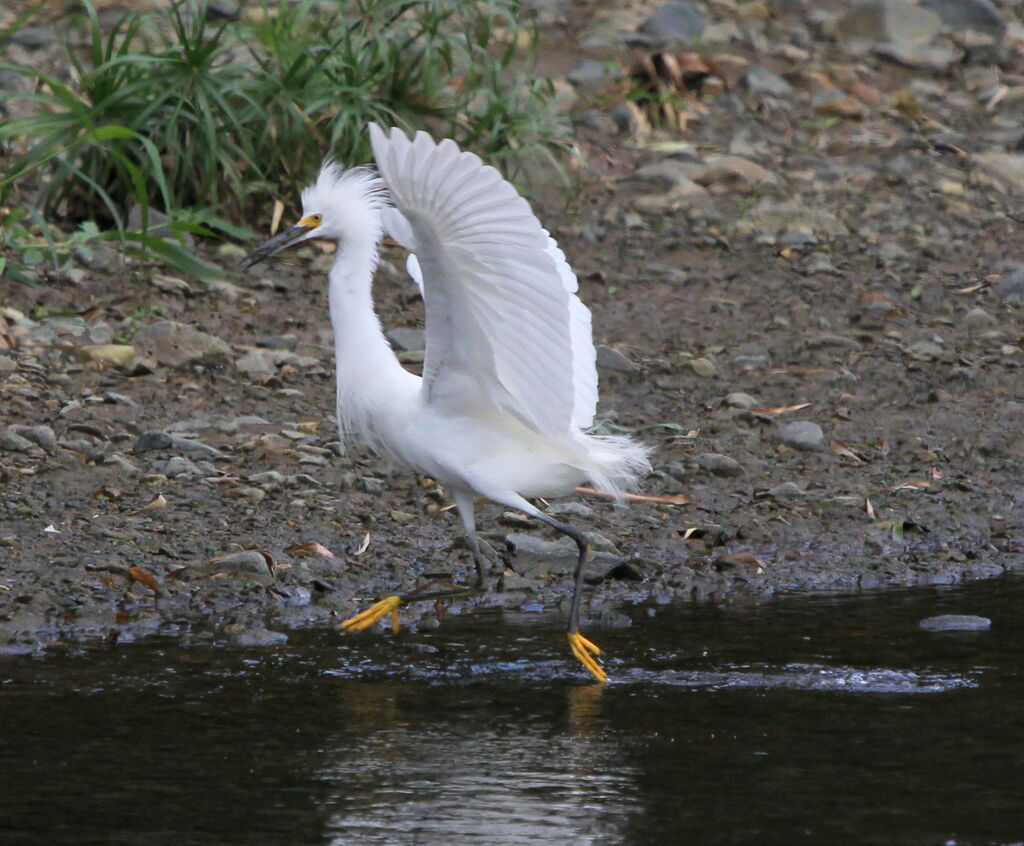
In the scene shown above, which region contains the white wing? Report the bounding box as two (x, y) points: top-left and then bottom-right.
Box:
(370, 124), (597, 435)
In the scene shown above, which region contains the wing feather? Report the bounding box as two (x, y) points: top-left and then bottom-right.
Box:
(370, 124), (598, 435)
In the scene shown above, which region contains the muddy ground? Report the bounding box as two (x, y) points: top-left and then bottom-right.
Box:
(2, 0), (1024, 652)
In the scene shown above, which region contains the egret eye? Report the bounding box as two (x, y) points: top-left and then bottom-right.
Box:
(299, 213), (322, 228)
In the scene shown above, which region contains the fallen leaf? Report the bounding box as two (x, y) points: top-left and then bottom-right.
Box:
(865, 497), (876, 520)
(128, 566), (159, 591)
(353, 532), (371, 556)
(892, 480), (933, 491)
(830, 439), (865, 463)
(750, 402), (812, 416)
(285, 541), (338, 560)
(271, 199), (285, 235)
(131, 493), (167, 515)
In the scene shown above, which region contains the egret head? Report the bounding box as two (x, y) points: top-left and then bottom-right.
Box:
(242, 162), (386, 268)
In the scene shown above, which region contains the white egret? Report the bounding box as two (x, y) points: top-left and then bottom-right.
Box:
(242, 125), (650, 681)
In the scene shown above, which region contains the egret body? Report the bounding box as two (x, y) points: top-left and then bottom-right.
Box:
(243, 126), (650, 681)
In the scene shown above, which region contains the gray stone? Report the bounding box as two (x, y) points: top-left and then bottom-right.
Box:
(994, 269), (1024, 303)
(873, 42), (960, 71)
(0, 427), (34, 453)
(769, 481), (805, 499)
(547, 501), (597, 520)
(921, 0), (1004, 37)
(132, 321), (232, 368)
(9, 26), (57, 50)
(163, 456), (202, 477)
(724, 392), (759, 409)
(697, 453), (744, 477)
(506, 533), (621, 577)
(235, 349), (279, 377)
(11, 425), (56, 452)
(634, 1), (706, 45)
(596, 345), (639, 374)
(775, 420), (825, 451)
(567, 59), (610, 87)
(133, 431), (174, 454)
(742, 67), (795, 98)
(838, 0), (942, 44)
(734, 201), (849, 238)
(972, 153), (1024, 194)
(229, 626), (288, 646)
(386, 327), (426, 352)
(962, 307), (997, 332)
(919, 614), (991, 631)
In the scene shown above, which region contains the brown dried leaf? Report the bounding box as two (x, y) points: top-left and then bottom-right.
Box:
(128, 566), (159, 591)
(284, 541), (338, 561)
(131, 493), (167, 515)
(865, 497), (876, 520)
(353, 532), (371, 556)
(892, 480), (933, 491)
(749, 402), (812, 416)
(830, 439), (865, 464)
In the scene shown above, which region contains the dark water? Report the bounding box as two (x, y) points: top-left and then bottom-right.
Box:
(2, 577), (1023, 846)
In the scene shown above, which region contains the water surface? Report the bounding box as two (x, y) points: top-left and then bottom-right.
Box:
(2, 577), (1022, 845)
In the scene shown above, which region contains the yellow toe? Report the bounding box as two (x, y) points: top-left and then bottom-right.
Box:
(568, 631), (607, 683)
(341, 595), (402, 633)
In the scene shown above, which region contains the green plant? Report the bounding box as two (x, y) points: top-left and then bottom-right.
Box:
(0, 0), (567, 283)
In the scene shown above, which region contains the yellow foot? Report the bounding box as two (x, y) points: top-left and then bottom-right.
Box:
(341, 595), (402, 634)
(568, 631), (607, 683)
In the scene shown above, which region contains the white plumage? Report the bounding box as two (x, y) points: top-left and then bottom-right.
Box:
(243, 126), (650, 681)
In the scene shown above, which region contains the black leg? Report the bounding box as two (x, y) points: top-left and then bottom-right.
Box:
(535, 514), (592, 634)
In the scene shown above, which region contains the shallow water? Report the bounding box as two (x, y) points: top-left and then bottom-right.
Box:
(1, 577), (1022, 845)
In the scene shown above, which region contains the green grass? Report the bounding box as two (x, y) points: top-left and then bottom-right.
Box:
(0, 0), (566, 281)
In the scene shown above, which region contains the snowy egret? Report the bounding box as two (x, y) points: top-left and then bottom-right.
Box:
(242, 125), (650, 681)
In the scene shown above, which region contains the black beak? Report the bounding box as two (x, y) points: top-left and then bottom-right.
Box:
(240, 224), (312, 269)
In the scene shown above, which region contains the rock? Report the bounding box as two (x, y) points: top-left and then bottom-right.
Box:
(9, 26), (57, 49)
(567, 59), (610, 87)
(687, 357), (716, 378)
(0, 427), (35, 453)
(972, 153), (1024, 195)
(205, 0), (240, 19)
(634, 1), (706, 46)
(994, 269), (1024, 303)
(386, 327), (426, 352)
(906, 340), (945, 361)
(692, 155), (775, 190)
(132, 321), (232, 368)
(596, 345), (639, 374)
(11, 425), (56, 452)
(506, 533), (621, 577)
(742, 67), (795, 98)
(812, 89), (866, 119)
(769, 481), (805, 499)
(872, 42), (960, 71)
(724, 392), (758, 409)
(919, 614), (991, 631)
(697, 453), (744, 477)
(80, 344), (138, 368)
(133, 431), (174, 454)
(734, 201), (848, 238)
(235, 349), (279, 377)
(837, 0), (942, 45)
(775, 420), (825, 451)
(163, 456), (203, 477)
(962, 307), (996, 332)
(920, 0), (1004, 38)
(547, 501), (597, 520)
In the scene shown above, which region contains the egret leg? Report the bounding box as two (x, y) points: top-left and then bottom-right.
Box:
(340, 489), (486, 634)
(534, 513), (607, 683)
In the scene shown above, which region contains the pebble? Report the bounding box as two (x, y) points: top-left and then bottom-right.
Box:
(919, 614), (992, 631)
(11, 425), (56, 452)
(386, 327), (426, 352)
(634, 1), (706, 46)
(697, 453), (745, 477)
(724, 392), (759, 409)
(873, 42), (960, 71)
(596, 345), (639, 374)
(920, 0), (1004, 37)
(742, 67), (795, 98)
(837, 0), (942, 45)
(769, 481), (805, 499)
(228, 626), (288, 646)
(0, 427), (35, 453)
(9, 26), (57, 49)
(687, 357), (717, 378)
(132, 321), (232, 368)
(547, 501), (597, 520)
(506, 533), (622, 577)
(775, 420), (825, 451)
(994, 269), (1024, 303)
(163, 456), (203, 477)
